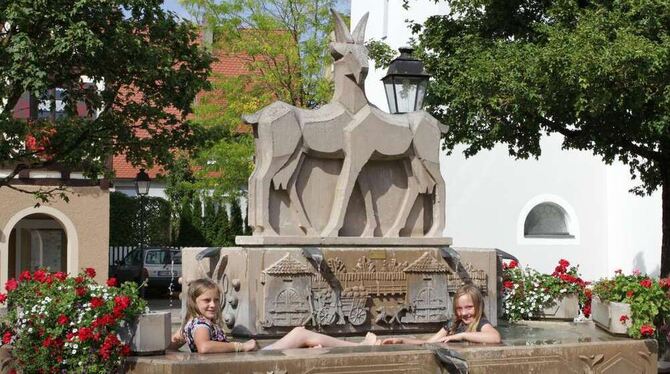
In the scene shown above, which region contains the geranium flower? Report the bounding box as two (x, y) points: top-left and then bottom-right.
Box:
(508, 260), (518, 269)
(106, 278), (118, 287)
(114, 295), (131, 310)
(5, 279), (18, 292)
(626, 290), (634, 298)
(78, 327), (94, 341)
(619, 315), (629, 324)
(503, 280), (514, 289)
(33, 269), (47, 283)
(559, 259), (570, 268)
(582, 305), (591, 318)
(54, 272), (67, 281)
(2, 332), (12, 344)
(84, 268), (96, 278)
(639, 279), (652, 288)
(56, 314), (69, 325)
(74, 276), (84, 284)
(640, 324), (655, 337)
(632, 269), (641, 276)
(0, 293), (7, 304)
(18, 271), (31, 282)
(90, 297), (105, 309)
(75, 287), (87, 297)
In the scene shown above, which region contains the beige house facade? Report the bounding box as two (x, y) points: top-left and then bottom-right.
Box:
(0, 183), (109, 286)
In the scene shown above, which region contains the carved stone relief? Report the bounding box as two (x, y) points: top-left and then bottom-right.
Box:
(258, 251), (489, 330)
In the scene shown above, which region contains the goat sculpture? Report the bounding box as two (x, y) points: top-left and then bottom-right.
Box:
(243, 10), (448, 238)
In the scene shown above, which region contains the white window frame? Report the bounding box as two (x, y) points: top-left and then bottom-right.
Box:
(517, 194), (580, 245)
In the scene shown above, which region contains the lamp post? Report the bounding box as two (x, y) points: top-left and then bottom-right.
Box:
(381, 47), (431, 114)
(134, 168), (151, 296)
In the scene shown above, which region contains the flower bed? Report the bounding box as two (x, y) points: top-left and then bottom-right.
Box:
(592, 270), (670, 340)
(0, 268), (146, 373)
(502, 259), (591, 322)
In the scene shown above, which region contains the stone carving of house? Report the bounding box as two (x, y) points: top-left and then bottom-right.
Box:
(402, 252), (451, 323)
(261, 254), (314, 327)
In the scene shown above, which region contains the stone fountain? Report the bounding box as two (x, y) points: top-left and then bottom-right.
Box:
(180, 10), (497, 338)
(126, 10), (658, 374)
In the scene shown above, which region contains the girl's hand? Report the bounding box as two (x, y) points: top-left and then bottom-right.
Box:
(382, 338), (404, 345)
(242, 339), (259, 352)
(438, 333), (464, 343)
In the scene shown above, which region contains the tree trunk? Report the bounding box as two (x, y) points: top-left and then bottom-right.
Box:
(662, 170), (670, 277)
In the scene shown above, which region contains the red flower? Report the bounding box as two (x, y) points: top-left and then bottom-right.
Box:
(114, 295), (131, 310)
(84, 267), (96, 278)
(78, 327), (94, 341)
(54, 272), (67, 281)
(0, 294), (7, 304)
(582, 305), (591, 318)
(584, 288), (592, 298)
(619, 315), (629, 324)
(33, 269), (47, 283)
(90, 297), (105, 309)
(503, 280), (514, 289)
(660, 278), (670, 289)
(57, 314), (69, 325)
(74, 276), (84, 284)
(640, 324), (655, 337)
(554, 265), (567, 275)
(559, 259), (570, 268)
(106, 277), (118, 287)
(92, 314), (116, 328)
(5, 278), (18, 292)
(639, 279), (652, 288)
(121, 344), (132, 356)
(626, 290), (634, 298)
(508, 260), (518, 269)
(42, 336), (53, 347)
(18, 270), (31, 282)
(75, 287), (87, 297)
(2, 331), (12, 344)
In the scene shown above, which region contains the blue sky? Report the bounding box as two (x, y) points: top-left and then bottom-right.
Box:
(162, 0), (350, 21)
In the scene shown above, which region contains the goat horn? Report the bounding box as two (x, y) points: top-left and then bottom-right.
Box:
(331, 8), (352, 43)
(352, 12), (369, 44)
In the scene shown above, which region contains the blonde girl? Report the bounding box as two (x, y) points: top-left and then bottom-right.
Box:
(382, 284), (501, 345)
(170, 278), (378, 353)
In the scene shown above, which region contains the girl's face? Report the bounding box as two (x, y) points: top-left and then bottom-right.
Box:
(455, 294), (476, 325)
(195, 288), (220, 321)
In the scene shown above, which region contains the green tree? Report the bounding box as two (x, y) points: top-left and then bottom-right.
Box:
(215, 206), (234, 246)
(176, 0), (337, 202)
(230, 199), (244, 238)
(0, 0), (213, 200)
(406, 0), (670, 276)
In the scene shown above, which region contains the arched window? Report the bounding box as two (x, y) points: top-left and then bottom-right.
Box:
(523, 202), (574, 238)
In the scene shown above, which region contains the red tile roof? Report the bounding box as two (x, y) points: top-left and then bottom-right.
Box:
(113, 49), (249, 180)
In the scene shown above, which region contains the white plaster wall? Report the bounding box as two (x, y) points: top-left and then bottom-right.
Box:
(352, 0), (662, 281)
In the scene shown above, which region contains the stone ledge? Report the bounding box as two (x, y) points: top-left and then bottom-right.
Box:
(235, 235), (453, 247)
(125, 330), (657, 374)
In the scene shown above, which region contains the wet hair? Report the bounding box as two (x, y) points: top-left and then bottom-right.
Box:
(449, 284), (486, 334)
(182, 278), (222, 329)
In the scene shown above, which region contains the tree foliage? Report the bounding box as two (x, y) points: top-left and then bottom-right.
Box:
(0, 0), (213, 199)
(109, 192), (172, 246)
(174, 0), (336, 202)
(406, 0), (670, 275)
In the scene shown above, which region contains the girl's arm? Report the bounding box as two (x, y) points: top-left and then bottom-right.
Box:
(438, 323), (501, 344)
(193, 328), (258, 353)
(167, 329), (186, 351)
(382, 328), (448, 345)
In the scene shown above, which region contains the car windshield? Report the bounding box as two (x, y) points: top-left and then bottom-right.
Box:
(171, 251), (182, 264)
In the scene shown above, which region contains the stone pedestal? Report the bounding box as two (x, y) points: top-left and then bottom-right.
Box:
(181, 243), (498, 338)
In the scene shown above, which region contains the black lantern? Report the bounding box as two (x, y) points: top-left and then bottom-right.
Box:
(381, 47), (430, 114)
(134, 168), (151, 197)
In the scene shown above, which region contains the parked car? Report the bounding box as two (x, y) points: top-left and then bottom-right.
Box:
(111, 248), (181, 293)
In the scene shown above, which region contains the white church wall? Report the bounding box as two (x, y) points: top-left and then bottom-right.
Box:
(352, 0), (662, 280)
